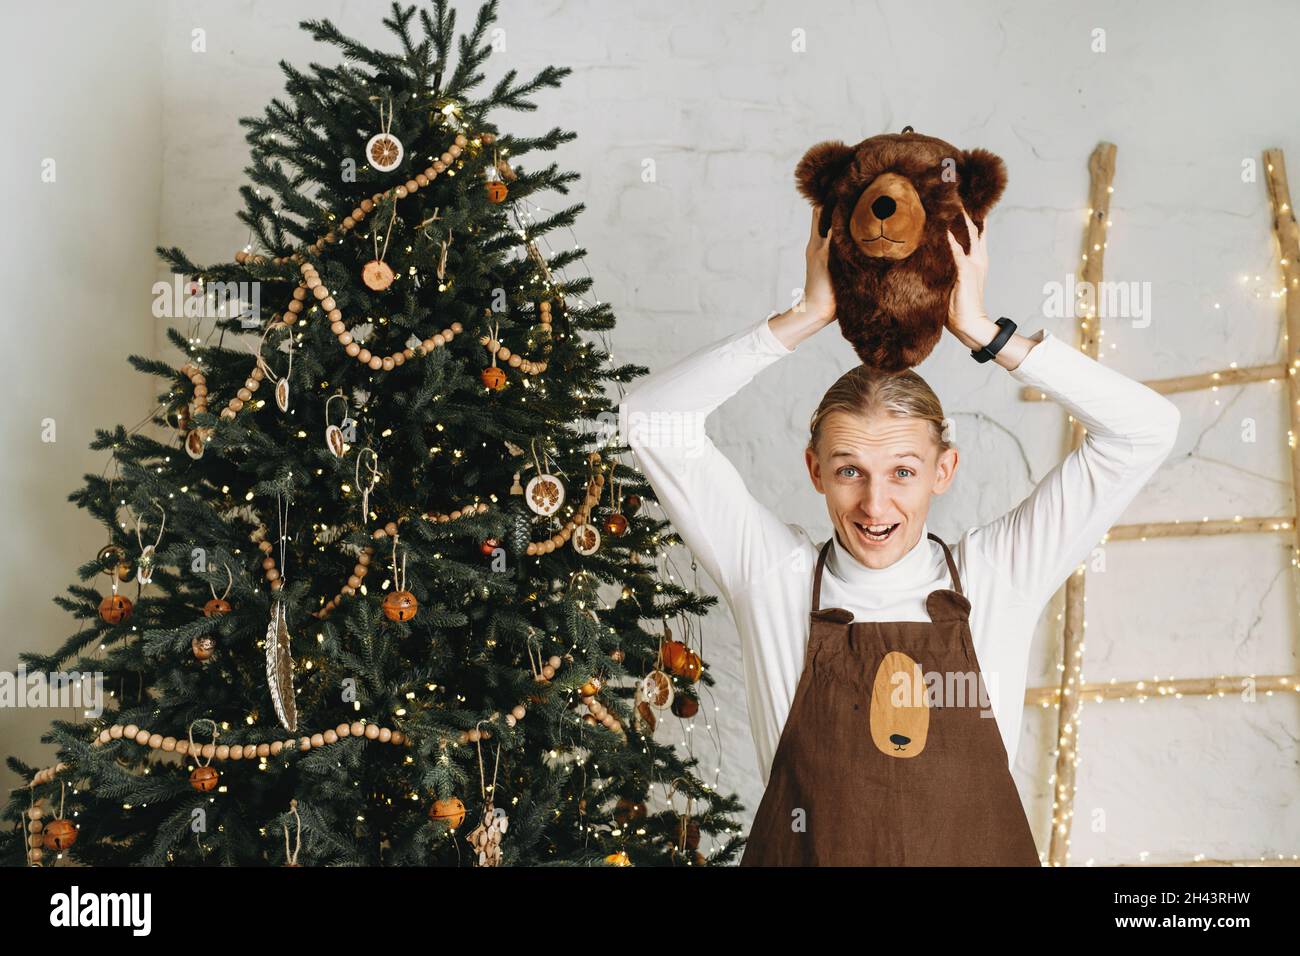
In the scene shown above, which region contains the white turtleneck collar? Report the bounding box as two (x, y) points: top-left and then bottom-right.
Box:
(825, 520), (934, 590)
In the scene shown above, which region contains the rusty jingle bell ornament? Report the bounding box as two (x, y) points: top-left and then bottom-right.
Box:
(203, 563), (233, 617)
(381, 542), (418, 622)
(42, 818), (77, 851)
(430, 796), (466, 831)
(190, 765), (219, 792)
(382, 590), (418, 622)
(601, 474), (629, 536)
(188, 719), (221, 790)
(99, 592), (133, 624)
(485, 149), (509, 204)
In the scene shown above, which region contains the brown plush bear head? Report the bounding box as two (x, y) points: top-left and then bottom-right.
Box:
(795, 127), (1007, 372)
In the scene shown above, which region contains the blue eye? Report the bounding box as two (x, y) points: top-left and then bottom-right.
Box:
(837, 466), (859, 478)
(895, 468), (914, 478)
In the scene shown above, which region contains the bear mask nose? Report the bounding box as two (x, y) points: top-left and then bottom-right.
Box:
(850, 172), (925, 260)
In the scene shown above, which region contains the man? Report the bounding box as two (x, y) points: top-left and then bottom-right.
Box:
(618, 208), (1180, 865)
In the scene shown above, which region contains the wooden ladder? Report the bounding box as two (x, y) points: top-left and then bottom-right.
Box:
(1020, 143), (1300, 867)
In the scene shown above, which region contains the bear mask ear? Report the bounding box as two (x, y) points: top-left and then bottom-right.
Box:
(957, 148), (1008, 221)
(795, 140), (855, 236)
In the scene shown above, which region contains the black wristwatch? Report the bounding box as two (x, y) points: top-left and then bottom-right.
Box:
(971, 317), (1017, 364)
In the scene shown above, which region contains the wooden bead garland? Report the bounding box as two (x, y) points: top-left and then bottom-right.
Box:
(423, 501), (491, 524)
(178, 362), (215, 458)
(477, 301), (554, 379)
(581, 680), (626, 737)
(200, 133), (479, 431)
(251, 523), (284, 593)
(311, 545), (375, 620)
(255, 448), (604, 612)
(234, 132), (476, 267)
(23, 646), (601, 792)
(25, 797), (45, 866)
(96, 720), (408, 758)
(279, 501), (491, 622)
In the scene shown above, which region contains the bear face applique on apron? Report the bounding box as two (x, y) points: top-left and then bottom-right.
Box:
(739, 532), (1041, 867)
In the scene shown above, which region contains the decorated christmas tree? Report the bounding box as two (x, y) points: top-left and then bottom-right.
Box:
(2, 0), (744, 867)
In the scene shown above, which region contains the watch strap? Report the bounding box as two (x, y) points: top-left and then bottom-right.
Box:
(971, 317), (1017, 363)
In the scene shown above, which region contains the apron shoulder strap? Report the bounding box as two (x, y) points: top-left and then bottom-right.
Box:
(811, 536), (834, 611)
(927, 531), (964, 597)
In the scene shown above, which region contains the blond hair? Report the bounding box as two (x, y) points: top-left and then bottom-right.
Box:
(808, 365), (952, 456)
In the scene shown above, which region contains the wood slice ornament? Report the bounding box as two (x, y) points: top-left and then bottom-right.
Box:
(362, 260), (395, 291)
(366, 97), (404, 172)
(362, 200), (398, 291)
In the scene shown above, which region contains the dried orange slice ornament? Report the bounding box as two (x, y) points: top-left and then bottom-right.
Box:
(638, 670), (674, 711)
(366, 134), (403, 172)
(526, 473), (564, 516)
(572, 522), (600, 556)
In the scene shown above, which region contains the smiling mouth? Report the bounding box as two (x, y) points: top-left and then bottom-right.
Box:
(853, 521), (900, 543)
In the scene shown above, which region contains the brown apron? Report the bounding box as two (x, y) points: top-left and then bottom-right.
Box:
(739, 532), (1041, 866)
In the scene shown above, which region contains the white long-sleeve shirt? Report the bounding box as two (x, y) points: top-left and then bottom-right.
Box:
(618, 313), (1181, 788)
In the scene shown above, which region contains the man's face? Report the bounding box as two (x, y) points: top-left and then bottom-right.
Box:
(804, 410), (958, 570)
